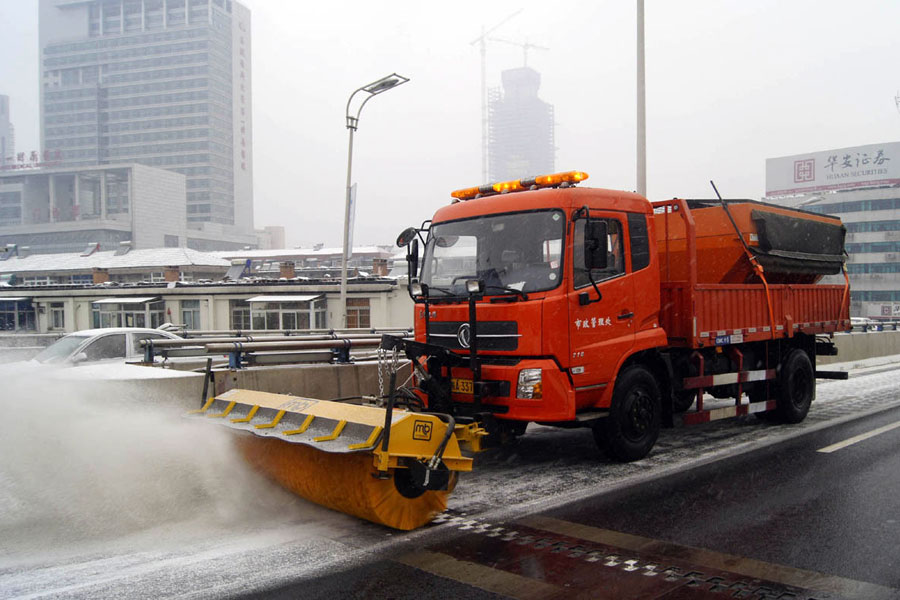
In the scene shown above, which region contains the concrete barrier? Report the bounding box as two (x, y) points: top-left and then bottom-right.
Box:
(28, 330), (896, 415)
(819, 331), (900, 365)
(211, 360), (412, 404)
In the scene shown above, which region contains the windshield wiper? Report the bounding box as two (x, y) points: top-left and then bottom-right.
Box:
(483, 285), (528, 301)
(425, 286), (457, 297)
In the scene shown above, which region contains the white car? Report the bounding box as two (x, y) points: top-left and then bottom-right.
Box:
(30, 327), (181, 365)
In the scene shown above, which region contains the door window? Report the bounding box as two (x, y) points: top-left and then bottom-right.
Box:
(82, 334), (127, 361)
(573, 218), (625, 288)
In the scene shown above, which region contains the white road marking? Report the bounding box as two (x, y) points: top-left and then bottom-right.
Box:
(817, 420), (900, 454)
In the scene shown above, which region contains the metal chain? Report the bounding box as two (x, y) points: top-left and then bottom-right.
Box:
(377, 347), (386, 398)
(377, 346), (406, 402)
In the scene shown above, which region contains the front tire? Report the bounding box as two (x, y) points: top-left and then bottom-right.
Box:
(775, 349), (814, 424)
(594, 366), (661, 462)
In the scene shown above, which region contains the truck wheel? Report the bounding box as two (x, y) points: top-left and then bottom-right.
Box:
(594, 366), (661, 462)
(776, 349), (814, 424)
(673, 390), (695, 413)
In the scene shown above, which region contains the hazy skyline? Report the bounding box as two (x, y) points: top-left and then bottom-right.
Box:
(2, 0), (899, 248)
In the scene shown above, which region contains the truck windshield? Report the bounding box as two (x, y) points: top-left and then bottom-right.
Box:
(421, 209), (565, 296)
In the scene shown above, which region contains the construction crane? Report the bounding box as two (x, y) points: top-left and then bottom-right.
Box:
(471, 9), (523, 181)
(486, 37), (549, 68)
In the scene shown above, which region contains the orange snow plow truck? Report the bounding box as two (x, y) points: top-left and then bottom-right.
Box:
(193, 170), (850, 530)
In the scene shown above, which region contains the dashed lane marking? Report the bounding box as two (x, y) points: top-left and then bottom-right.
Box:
(520, 515), (898, 600)
(395, 549), (566, 600)
(817, 419), (900, 454)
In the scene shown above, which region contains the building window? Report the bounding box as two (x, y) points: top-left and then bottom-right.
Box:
(92, 301), (164, 328)
(23, 276), (52, 286)
(164, 234), (180, 247)
(50, 302), (65, 329)
(248, 298), (326, 331)
(230, 299), (250, 330)
(0, 191), (22, 226)
(0, 300), (35, 331)
(181, 299), (201, 330)
(149, 272), (165, 283)
(346, 298), (370, 329)
(70, 274), (93, 284)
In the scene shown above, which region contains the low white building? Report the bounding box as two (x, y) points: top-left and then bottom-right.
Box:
(0, 245), (412, 333)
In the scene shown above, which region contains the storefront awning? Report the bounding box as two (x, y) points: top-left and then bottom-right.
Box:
(92, 296), (160, 304)
(246, 295), (322, 303)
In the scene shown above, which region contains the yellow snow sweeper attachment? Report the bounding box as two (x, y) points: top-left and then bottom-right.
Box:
(190, 388), (486, 530)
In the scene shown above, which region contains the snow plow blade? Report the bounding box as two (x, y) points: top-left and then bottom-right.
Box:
(190, 389), (485, 530)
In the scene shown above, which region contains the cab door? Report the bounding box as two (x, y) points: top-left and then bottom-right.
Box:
(568, 214), (635, 408)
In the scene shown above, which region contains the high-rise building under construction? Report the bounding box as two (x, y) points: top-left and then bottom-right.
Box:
(488, 66), (555, 182)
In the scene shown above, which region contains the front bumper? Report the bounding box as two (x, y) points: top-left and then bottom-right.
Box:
(444, 358), (575, 422)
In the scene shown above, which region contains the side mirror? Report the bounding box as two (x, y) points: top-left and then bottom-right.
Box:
(407, 238), (419, 281)
(72, 352), (88, 364)
(396, 227), (418, 248)
(584, 220), (608, 271)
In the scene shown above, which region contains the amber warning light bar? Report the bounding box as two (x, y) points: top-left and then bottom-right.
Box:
(450, 170), (589, 201)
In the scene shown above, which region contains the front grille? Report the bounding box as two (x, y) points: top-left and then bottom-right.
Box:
(427, 320), (519, 351)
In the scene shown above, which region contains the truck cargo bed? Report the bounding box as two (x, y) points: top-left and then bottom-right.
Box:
(661, 282), (850, 348)
(653, 198), (850, 348)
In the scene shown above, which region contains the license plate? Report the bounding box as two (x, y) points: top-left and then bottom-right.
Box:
(451, 378), (474, 394)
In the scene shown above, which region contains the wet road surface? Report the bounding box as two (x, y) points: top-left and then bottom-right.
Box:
(4, 366), (900, 599)
(252, 405), (900, 600)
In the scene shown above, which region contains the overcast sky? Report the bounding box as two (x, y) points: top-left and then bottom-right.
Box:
(2, 0), (899, 248)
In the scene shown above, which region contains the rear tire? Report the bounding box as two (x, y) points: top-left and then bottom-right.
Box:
(673, 390), (695, 413)
(775, 349), (814, 424)
(594, 366), (661, 462)
(749, 384), (777, 421)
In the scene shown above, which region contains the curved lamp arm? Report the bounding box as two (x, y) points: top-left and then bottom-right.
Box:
(345, 73), (410, 130)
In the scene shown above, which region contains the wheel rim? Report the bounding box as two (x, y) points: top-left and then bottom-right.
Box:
(623, 388), (654, 442)
(789, 365), (812, 408)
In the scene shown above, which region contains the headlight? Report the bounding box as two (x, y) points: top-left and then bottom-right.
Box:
(517, 368), (542, 399)
(466, 279), (484, 294)
(409, 282), (423, 297)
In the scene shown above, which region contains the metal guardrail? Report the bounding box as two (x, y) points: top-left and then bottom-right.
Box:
(159, 326), (413, 339)
(850, 320), (900, 332)
(142, 328), (413, 368)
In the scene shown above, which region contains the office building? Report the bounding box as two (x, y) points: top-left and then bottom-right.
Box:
(0, 163), (187, 253)
(766, 141), (900, 319)
(488, 66), (555, 182)
(38, 0), (254, 248)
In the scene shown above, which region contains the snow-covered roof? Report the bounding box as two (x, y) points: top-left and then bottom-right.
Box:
(211, 246), (395, 260)
(0, 247), (231, 274)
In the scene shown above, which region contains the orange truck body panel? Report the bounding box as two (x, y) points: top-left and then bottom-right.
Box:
(416, 187), (849, 421)
(653, 198), (850, 349)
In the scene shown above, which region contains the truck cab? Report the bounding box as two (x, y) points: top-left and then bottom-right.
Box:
(404, 172), (667, 430)
(393, 170), (848, 462)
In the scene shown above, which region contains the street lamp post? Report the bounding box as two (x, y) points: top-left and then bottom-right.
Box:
(339, 73), (410, 329)
(636, 0), (646, 197)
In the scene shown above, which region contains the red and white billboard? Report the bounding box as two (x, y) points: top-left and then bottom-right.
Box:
(766, 141), (900, 196)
